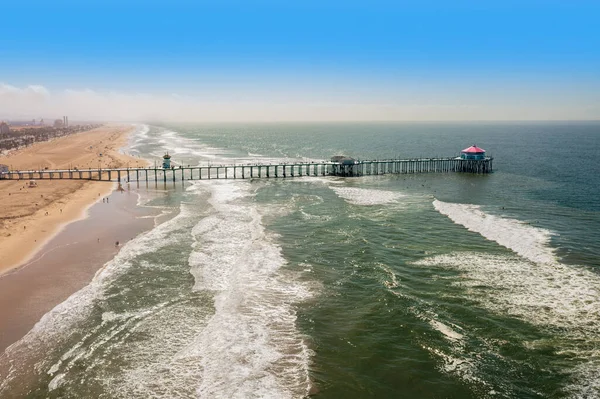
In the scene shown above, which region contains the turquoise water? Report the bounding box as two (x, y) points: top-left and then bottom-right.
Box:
(1, 122), (599, 398)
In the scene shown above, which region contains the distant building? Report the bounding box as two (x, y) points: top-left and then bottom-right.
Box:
(0, 164), (8, 173)
(0, 122), (10, 135)
(331, 155), (357, 165)
(329, 155), (358, 176)
(460, 145), (486, 160)
(54, 119), (64, 128)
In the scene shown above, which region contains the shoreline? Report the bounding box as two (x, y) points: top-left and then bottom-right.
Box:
(0, 186), (160, 353)
(0, 123), (165, 352)
(0, 124), (148, 275)
(1, 181), (118, 274)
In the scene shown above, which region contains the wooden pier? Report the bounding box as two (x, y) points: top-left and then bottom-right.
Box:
(0, 157), (492, 182)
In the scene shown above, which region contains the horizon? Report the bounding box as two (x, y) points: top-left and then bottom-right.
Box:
(1, 1), (599, 122)
(6, 119), (600, 125)
(4, 119), (600, 125)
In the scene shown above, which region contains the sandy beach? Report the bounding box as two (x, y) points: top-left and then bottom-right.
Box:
(0, 124), (147, 274)
(0, 188), (160, 353)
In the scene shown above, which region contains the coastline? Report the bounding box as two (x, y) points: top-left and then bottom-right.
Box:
(0, 187), (160, 353)
(0, 124), (147, 274)
(0, 123), (165, 352)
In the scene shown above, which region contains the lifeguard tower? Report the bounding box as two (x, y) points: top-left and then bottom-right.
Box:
(162, 153), (172, 169)
(460, 145), (486, 160)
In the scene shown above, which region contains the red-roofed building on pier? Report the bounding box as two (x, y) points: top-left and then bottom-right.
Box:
(460, 145), (486, 160)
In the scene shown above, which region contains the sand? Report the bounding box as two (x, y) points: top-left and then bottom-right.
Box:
(0, 124), (147, 274)
(0, 188), (159, 352)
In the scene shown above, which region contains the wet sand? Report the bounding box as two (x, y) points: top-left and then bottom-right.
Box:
(0, 187), (157, 352)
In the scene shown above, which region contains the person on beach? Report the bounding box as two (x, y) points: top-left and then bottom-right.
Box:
(115, 241), (119, 246)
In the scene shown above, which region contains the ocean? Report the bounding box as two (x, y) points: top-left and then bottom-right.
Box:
(1, 122), (599, 398)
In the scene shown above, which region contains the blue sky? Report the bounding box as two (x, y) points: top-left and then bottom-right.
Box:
(1, 1), (599, 121)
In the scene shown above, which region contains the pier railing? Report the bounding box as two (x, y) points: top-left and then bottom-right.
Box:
(0, 157), (492, 182)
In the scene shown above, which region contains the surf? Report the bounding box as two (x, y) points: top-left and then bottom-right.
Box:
(433, 199), (556, 264)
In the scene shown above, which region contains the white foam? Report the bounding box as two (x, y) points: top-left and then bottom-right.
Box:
(433, 200), (556, 264)
(134, 124), (150, 139)
(154, 128), (231, 163)
(48, 372), (66, 391)
(379, 264), (400, 289)
(416, 252), (600, 334)
(377, 263), (492, 393)
(429, 320), (464, 342)
(331, 187), (405, 206)
(186, 179), (313, 398)
(2, 127), (318, 397)
(421, 344), (485, 388)
(160, 130), (177, 139)
(0, 207), (192, 395)
(128, 124), (150, 151)
(300, 210), (331, 222)
(414, 252), (600, 397)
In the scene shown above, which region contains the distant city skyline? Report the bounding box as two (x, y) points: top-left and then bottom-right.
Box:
(1, 1), (599, 122)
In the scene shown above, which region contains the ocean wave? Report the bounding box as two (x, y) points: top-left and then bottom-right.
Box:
(414, 252), (600, 397)
(432, 199), (556, 264)
(187, 180), (313, 398)
(330, 187), (405, 206)
(0, 206), (192, 395)
(134, 124), (150, 139)
(381, 264), (501, 397)
(415, 252), (600, 342)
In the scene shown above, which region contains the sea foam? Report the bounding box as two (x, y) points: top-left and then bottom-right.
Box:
(0, 206), (192, 395)
(187, 180), (313, 398)
(430, 200), (600, 396)
(331, 187), (405, 206)
(433, 199), (556, 264)
(415, 252), (600, 398)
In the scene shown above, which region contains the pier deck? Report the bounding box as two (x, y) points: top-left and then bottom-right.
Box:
(0, 157), (492, 182)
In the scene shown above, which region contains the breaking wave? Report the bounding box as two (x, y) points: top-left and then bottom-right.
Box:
(433, 199), (556, 264)
(331, 187), (405, 206)
(187, 179), (313, 398)
(414, 252), (600, 398)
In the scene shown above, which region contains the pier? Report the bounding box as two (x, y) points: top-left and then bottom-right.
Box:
(0, 157), (492, 182)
